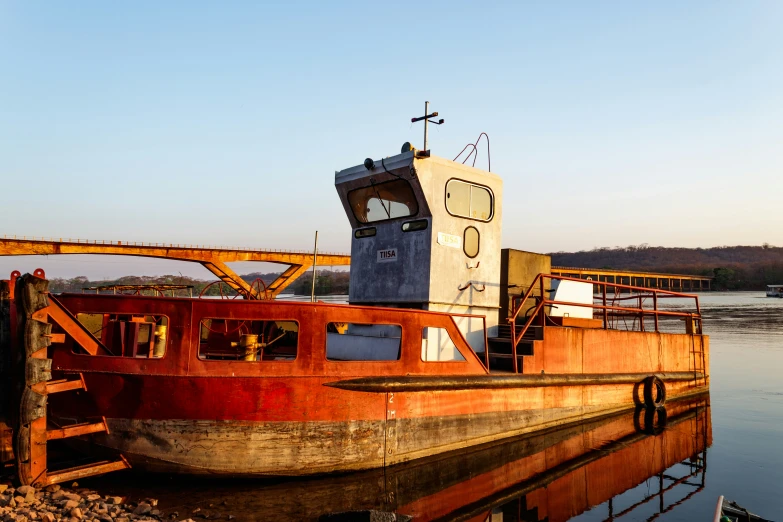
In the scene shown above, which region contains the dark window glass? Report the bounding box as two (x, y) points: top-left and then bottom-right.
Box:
(355, 227), (376, 238)
(348, 179), (418, 223)
(402, 219), (428, 232)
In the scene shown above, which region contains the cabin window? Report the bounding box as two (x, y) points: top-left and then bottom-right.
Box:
(464, 226), (479, 258)
(348, 179), (418, 223)
(326, 323), (401, 361)
(445, 179), (493, 221)
(198, 318), (298, 361)
(402, 219), (428, 232)
(355, 227), (376, 238)
(75, 313), (168, 358)
(421, 327), (466, 362)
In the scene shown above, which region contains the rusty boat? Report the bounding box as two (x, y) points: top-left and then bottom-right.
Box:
(0, 139), (709, 487)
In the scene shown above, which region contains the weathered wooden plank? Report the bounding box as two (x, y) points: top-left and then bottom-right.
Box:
(19, 388), (46, 424)
(16, 273), (53, 486)
(25, 357), (51, 385)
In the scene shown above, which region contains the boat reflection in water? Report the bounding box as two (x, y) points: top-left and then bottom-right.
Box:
(90, 395), (710, 521)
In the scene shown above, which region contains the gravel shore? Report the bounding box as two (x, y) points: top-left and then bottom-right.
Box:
(0, 481), (218, 522)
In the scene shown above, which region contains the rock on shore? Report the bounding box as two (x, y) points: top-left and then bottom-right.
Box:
(0, 482), (165, 522)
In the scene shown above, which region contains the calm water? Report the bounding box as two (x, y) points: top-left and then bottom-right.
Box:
(570, 292), (783, 520)
(80, 292), (782, 521)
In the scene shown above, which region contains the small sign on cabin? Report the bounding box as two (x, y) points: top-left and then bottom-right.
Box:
(437, 232), (462, 249)
(377, 248), (398, 263)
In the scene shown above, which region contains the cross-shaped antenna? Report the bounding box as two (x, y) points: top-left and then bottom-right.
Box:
(411, 101), (444, 151)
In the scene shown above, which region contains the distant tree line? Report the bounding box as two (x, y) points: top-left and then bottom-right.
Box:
(48, 270), (350, 296)
(550, 244), (783, 291)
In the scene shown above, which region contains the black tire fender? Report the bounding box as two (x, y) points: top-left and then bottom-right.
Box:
(643, 376), (666, 408)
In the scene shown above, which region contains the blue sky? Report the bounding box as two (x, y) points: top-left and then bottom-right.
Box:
(1, 1), (782, 278)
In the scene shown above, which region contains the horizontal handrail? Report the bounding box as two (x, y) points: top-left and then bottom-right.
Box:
(542, 274), (704, 299)
(506, 273), (703, 373)
(544, 299), (700, 319)
(0, 234), (349, 257)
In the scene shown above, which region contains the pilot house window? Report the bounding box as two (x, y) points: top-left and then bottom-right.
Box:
(445, 179), (493, 221)
(348, 179), (418, 223)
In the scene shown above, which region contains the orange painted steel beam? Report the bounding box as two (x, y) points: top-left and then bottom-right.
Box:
(46, 420), (108, 440)
(201, 260), (258, 298)
(266, 264), (311, 296)
(0, 237), (350, 298)
(38, 296), (110, 356)
(46, 375), (86, 394)
(0, 237), (350, 265)
(41, 457), (130, 486)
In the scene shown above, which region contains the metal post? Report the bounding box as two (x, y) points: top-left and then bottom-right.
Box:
(310, 231), (318, 303)
(423, 101), (429, 151)
(539, 275), (546, 327)
(602, 283), (608, 329)
(653, 291), (659, 332)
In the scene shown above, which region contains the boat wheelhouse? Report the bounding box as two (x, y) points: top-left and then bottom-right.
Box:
(0, 145), (710, 487)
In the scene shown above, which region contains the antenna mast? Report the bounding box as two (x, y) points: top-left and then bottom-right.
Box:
(411, 101), (444, 151)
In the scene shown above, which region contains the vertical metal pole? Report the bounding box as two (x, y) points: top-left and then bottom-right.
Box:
(310, 231), (318, 303)
(539, 275), (546, 327)
(653, 291), (659, 332)
(602, 283), (608, 329)
(423, 101), (429, 151)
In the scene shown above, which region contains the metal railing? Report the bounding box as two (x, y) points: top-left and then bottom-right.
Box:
(508, 274), (703, 373)
(0, 234), (349, 256)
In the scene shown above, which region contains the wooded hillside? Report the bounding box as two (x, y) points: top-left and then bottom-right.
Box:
(550, 244), (783, 290)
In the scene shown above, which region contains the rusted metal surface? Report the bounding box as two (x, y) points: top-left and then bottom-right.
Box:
(0, 236), (350, 298)
(324, 372), (705, 392)
(42, 457), (130, 486)
(46, 419), (109, 440)
(45, 375), (86, 394)
(505, 273), (705, 372)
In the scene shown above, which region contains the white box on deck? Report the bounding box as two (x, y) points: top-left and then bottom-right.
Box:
(548, 280), (594, 319)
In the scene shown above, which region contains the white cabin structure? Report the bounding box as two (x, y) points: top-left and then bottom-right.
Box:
(335, 147), (502, 357)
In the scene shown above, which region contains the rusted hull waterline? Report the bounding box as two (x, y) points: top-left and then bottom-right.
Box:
(51, 373), (705, 476)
